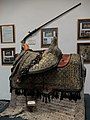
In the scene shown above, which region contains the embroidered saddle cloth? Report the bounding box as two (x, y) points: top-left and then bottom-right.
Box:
(11, 53), (86, 92)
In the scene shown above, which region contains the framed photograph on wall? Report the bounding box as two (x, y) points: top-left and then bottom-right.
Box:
(77, 19), (90, 40)
(0, 24), (15, 43)
(1, 48), (15, 65)
(41, 28), (58, 48)
(77, 43), (90, 63)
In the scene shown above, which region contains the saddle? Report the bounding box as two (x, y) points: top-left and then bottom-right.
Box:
(9, 38), (86, 102)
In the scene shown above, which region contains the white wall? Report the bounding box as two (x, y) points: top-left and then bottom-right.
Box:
(0, 0), (90, 100)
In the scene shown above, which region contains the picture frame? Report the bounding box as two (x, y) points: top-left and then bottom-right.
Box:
(77, 43), (90, 63)
(77, 19), (90, 40)
(0, 24), (15, 43)
(41, 28), (58, 48)
(1, 48), (15, 65)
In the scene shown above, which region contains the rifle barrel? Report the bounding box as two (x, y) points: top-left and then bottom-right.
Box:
(21, 3), (81, 44)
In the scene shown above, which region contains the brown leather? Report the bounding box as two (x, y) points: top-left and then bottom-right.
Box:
(58, 54), (70, 68)
(23, 43), (29, 51)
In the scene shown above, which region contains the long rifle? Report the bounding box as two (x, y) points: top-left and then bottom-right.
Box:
(21, 3), (81, 44)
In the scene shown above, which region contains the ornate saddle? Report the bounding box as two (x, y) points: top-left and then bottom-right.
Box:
(9, 38), (86, 101)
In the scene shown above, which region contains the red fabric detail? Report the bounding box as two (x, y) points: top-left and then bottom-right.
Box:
(58, 54), (70, 68)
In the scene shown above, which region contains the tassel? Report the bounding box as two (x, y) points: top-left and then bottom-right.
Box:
(45, 96), (47, 103)
(48, 95), (51, 102)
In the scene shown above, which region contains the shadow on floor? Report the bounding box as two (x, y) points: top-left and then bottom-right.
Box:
(0, 116), (24, 120)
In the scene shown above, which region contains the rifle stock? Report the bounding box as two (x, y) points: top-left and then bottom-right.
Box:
(21, 3), (81, 44)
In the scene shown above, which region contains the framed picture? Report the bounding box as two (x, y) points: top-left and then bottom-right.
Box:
(77, 43), (90, 63)
(1, 48), (15, 65)
(0, 24), (15, 43)
(41, 28), (58, 48)
(77, 19), (90, 40)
